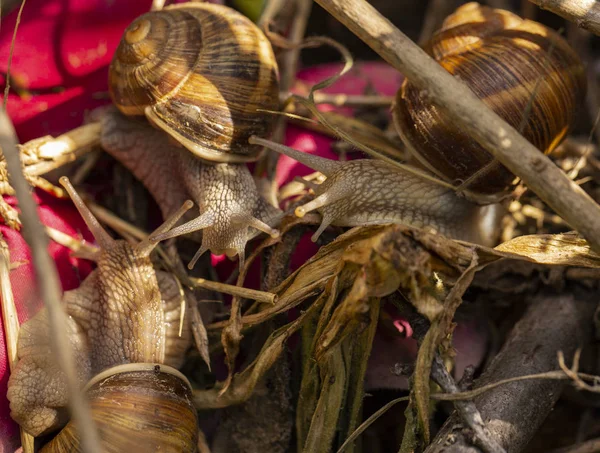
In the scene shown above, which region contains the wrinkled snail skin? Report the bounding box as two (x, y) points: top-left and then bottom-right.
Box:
(394, 2), (586, 195)
(252, 137), (503, 247)
(105, 3), (282, 267)
(100, 108), (283, 270)
(7, 178), (198, 451)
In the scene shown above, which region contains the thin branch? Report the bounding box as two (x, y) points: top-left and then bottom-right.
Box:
(189, 277), (277, 305)
(431, 369), (600, 402)
(312, 0), (600, 253)
(431, 355), (506, 453)
(310, 92), (393, 107)
(0, 2), (101, 451)
(528, 0), (600, 36)
(24, 122), (100, 176)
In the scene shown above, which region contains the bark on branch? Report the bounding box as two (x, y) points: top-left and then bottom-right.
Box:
(528, 0), (600, 37)
(425, 288), (597, 453)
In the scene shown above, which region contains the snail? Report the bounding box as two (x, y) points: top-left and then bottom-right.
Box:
(394, 2), (586, 197)
(7, 178), (200, 451)
(100, 2), (283, 269)
(249, 136), (502, 246)
(249, 3), (585, 246)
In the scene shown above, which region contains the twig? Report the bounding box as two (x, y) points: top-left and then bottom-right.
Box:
(71, 149), (101, 185)
(24, 122), (100, 176)
(557, 348), (600, 392)
(151, 0), (166, 11)
(310, 92), (393, 107)
(425, 290), (597, 453)
(278, 0), (312, 96)
(431, 355), (506, 453)
(528, 0), (600, 36)
(262, 0), (313, 187)
(86, 199), (149, 243)
(430, 369), (600, 401)
(312, 0), (600, 253)
(337, 396), (410, 453)
(0, 1), (101, 450)
(44, 225), (100, 257)
(257, 0), (285, 27)
(189, 277), (277, 304)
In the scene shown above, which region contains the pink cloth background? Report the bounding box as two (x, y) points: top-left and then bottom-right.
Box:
(0, 1), (486, 450)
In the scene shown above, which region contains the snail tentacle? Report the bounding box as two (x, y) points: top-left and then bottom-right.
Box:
(151, 211), (216, 243)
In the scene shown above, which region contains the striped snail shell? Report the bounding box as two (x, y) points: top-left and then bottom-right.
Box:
(40, 364), (198, 453)
(393, 2), (586, 195)
(109, 3), (279, 163)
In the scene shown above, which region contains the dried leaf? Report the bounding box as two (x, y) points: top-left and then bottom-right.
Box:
(412, 253), (479, 445)
(337, 301), (380, 453)
(303, 343), (348, 453)
(491, 232), (600, 267)
(194, 290), (324, 409)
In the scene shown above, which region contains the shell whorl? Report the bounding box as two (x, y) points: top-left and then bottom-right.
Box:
(109, 3), (280, 163)
(393, 2), (586, 194)
(40, 365), (198, 452)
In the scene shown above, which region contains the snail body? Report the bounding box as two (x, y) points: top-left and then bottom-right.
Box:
(394, 2), (586, 195)
(100, 108), (283, 269)
(251, 137), (502, 246)
(7, 178), (201, 451)
(103, 2), (282, 268)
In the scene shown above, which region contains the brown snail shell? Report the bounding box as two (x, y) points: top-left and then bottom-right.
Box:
(393, 2), (586, 195)
(40, 364), (198, 453)
(109, 3), (279, 163)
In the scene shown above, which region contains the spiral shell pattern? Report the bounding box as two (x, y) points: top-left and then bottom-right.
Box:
(109, 3), (279, 163)
(40, 366), (198, 453)
(393, 2), (586, 194)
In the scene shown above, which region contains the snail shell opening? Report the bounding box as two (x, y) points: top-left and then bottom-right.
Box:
(393, 2), (586, 195)
(109, 4), (280, 164)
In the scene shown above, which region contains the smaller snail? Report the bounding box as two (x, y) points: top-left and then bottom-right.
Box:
(7, 178), (201, 451)
(250, 136), (502, 246)
(102, 2), (283, 269)
(393, 2), (586, 197)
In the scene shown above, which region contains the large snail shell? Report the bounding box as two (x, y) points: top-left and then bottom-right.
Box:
(40, 365), (198, 453)
(393, 2), (586, 195)
(109, 3), (279, 163)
